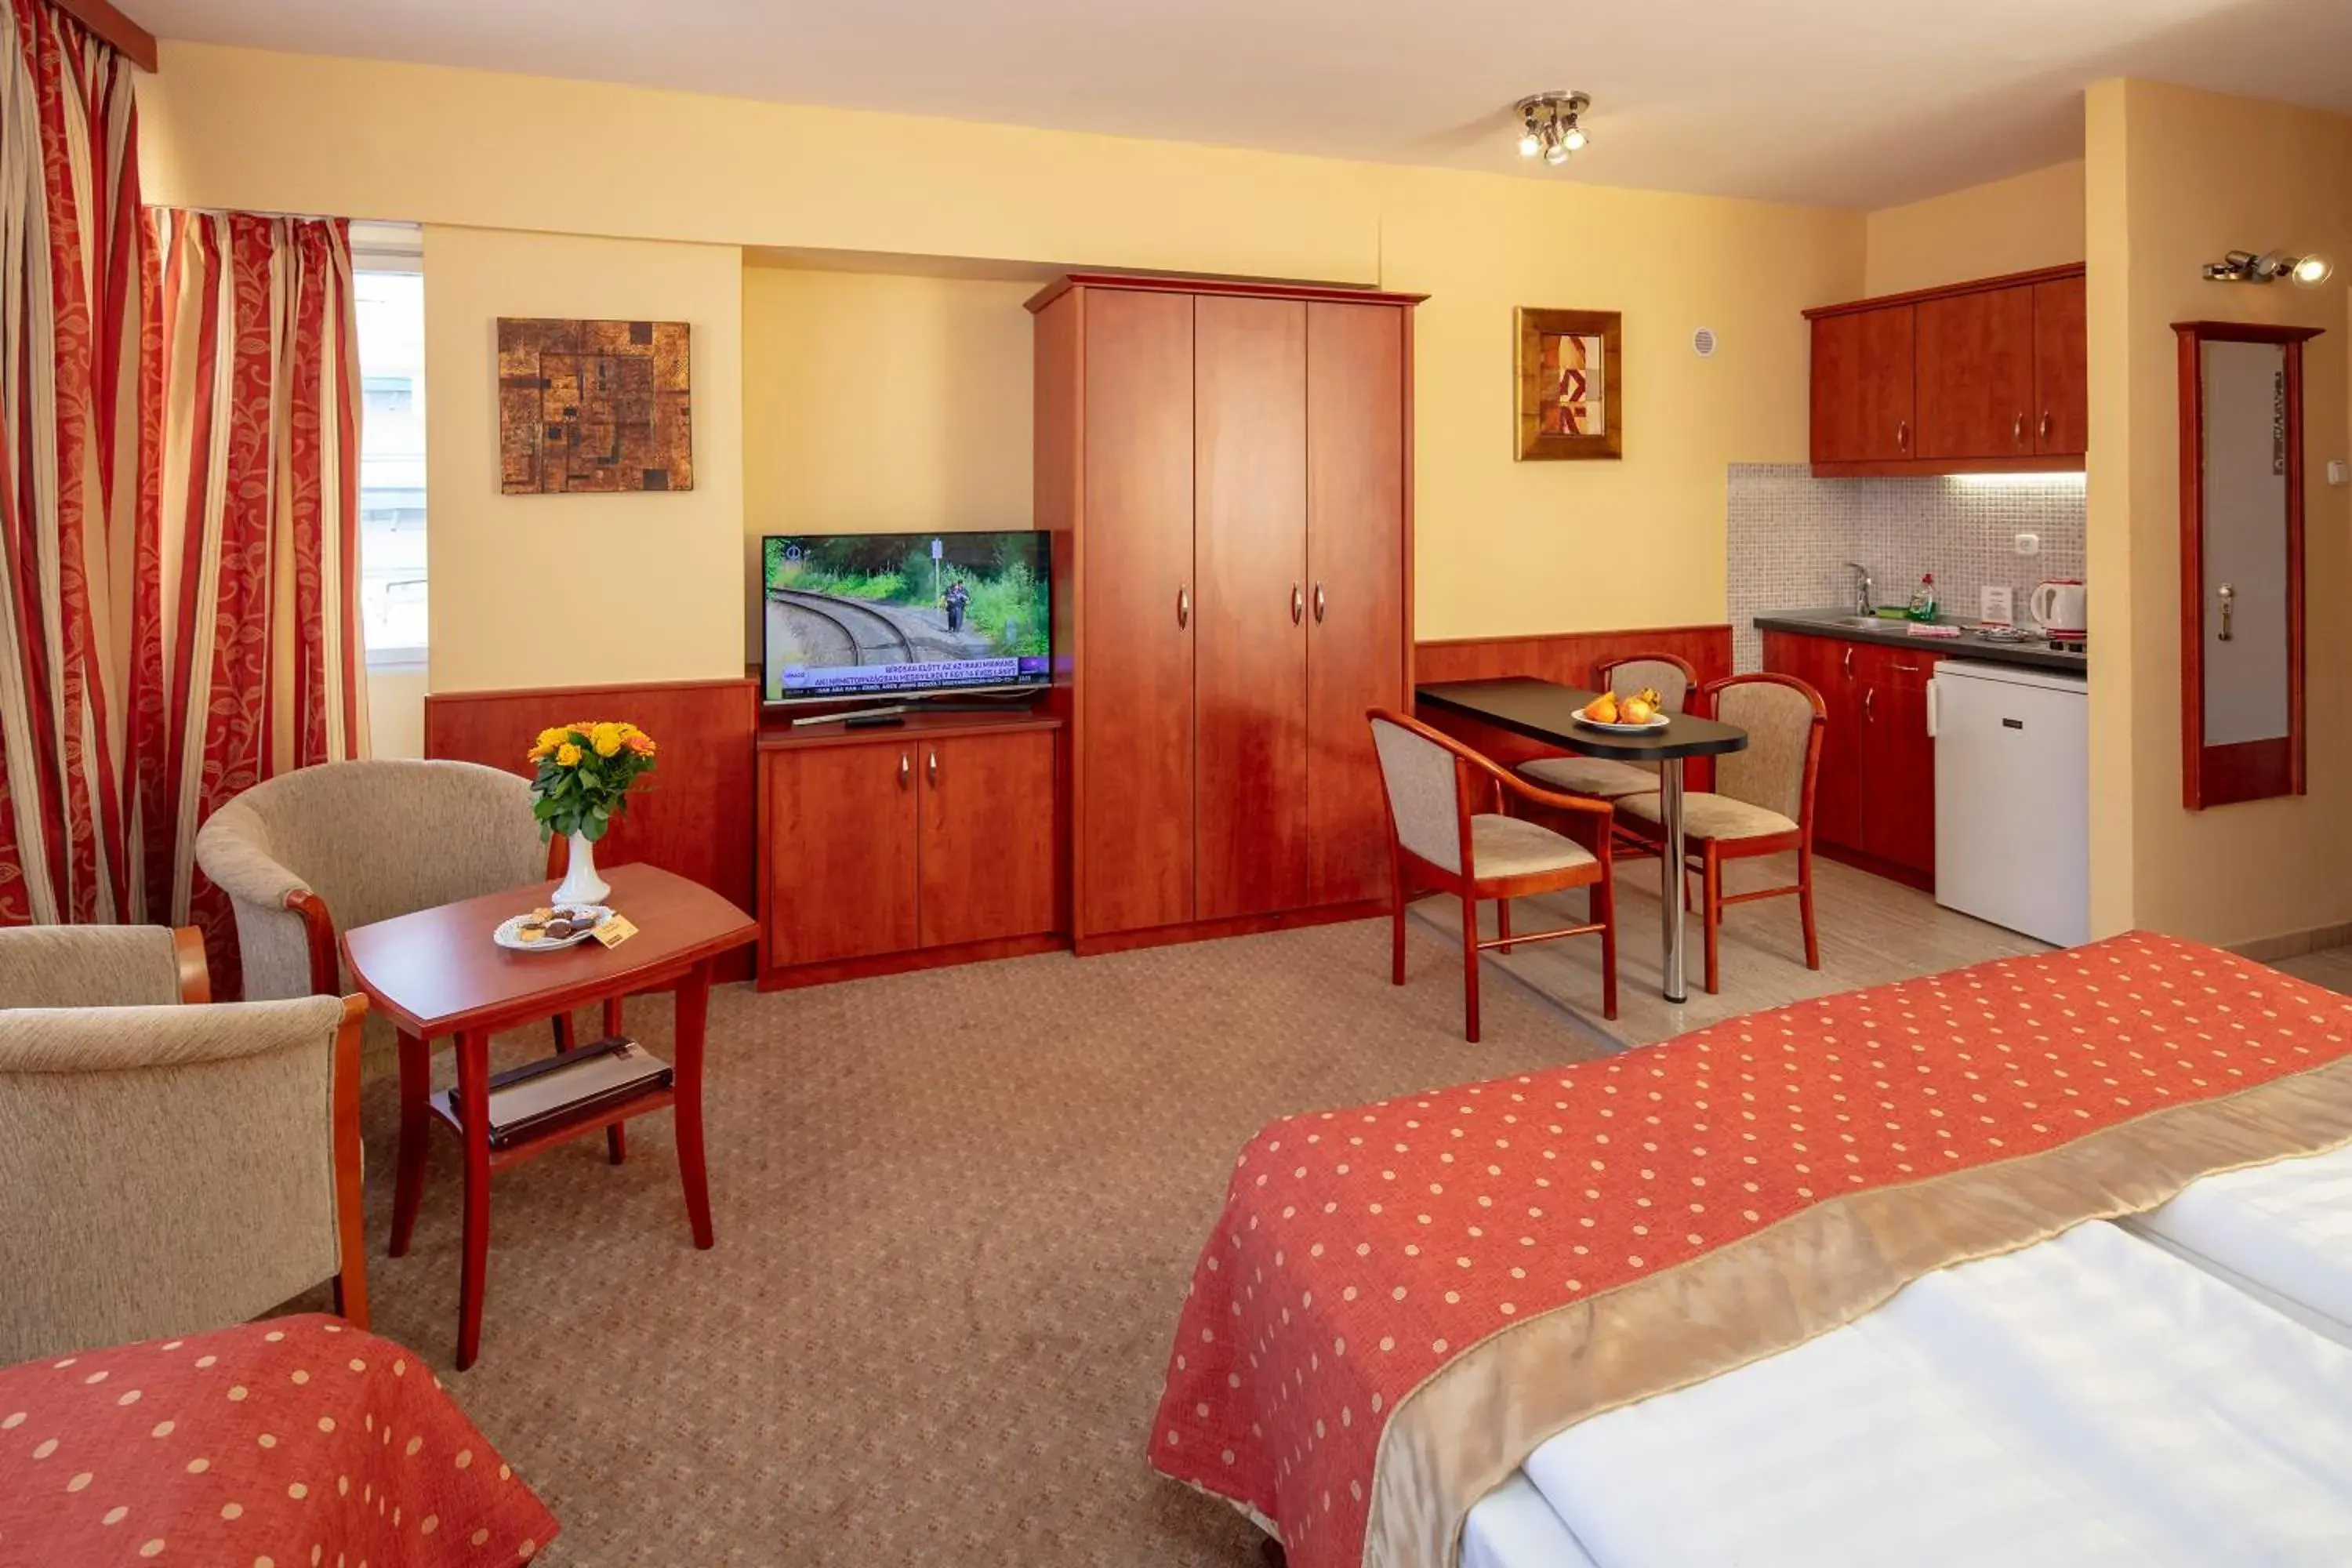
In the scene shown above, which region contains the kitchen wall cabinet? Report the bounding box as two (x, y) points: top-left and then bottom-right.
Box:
(1806, 264), (2085, 478)
(1809, 307), (1916, 464)
(2032, 274), (2088, 456)
(1761, 631), (1942, 888)
(1916, 285), (2038, 460)
(1030, 275), (1421, 952)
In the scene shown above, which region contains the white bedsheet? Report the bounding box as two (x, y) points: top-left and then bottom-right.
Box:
(2129, 1140), (2352, 1345)
(1463, 1220), (2352, 1566)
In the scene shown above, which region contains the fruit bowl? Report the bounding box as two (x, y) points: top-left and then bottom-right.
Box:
(1574, 687), (1669, 732)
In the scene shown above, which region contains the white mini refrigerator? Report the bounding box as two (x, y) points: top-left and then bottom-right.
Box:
(1930, 659), (2089, 946)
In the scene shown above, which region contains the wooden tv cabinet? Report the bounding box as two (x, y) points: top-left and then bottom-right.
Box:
(755, 711), (1068, 989)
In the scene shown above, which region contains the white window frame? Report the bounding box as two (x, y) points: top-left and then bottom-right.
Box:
(351, 223), (427, 673)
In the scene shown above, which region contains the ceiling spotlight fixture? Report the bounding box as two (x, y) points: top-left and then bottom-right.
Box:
(2202, 249), (2334, 286)
(1515, 92), (1592, 168)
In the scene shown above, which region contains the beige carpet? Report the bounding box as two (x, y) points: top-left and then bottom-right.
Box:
(306, 915), (1614, 1565)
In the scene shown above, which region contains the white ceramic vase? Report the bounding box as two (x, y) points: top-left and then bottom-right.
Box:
(552, 830), (610, 906)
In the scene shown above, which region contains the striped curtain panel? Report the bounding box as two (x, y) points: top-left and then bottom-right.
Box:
(140, 209), (370, 985)
(0, 0), (147, 926)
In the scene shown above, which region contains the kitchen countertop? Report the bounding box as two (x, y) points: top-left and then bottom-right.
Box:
(1755, 608), (2089, 674)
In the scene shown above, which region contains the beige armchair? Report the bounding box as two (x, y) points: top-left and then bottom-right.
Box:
(194, 758), (544, 1020)
(0, 925), (367, 1364)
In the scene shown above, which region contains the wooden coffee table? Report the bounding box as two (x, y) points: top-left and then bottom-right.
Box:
(342, 862), (757, 1368)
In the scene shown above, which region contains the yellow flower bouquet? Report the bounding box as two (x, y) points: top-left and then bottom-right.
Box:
(526, 720), (658, 905)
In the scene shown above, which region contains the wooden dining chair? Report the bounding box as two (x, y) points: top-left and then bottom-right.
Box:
(1615, 673), (1825, 995)
(1368, 710), (1618, 1041)
(1513, 652), (1700, 805)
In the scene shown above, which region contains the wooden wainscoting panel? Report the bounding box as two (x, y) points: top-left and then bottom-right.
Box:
(426, 677), (759, 982)
(1415, 625), (1735, 784)
(1415, 626), (1733, 691)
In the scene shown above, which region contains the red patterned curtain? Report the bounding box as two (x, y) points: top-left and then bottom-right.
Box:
(0, 0), (149, 925)
(0, 0), (370, 987)
(140, 209), (370, 986)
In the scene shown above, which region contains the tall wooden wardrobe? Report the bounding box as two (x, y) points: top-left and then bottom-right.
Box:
(1028, 274), (1422, 952)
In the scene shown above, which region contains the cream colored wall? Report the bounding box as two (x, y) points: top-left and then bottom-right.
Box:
(366, 667), (426, 758)
(739, 267), (1036, 658)
(420, 226), (745, 692)
(1864, 161), (2085, 296)
(2085, 79), (2352, 947)
(138, 42), (1863, 674)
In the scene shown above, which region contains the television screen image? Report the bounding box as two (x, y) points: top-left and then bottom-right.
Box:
(761, 531), (1053, 704)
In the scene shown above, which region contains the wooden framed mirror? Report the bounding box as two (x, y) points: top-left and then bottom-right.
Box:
(2176, 319), (2322, 810)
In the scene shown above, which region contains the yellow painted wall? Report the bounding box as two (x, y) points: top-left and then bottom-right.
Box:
(420, 225), (746, 692)
(739, 267), (1037, 655)
(138, 42), (1863, 689)
(1864, 161), (2086, 296)
(2085, 79), (2352, 947)
(1379, 169), (1859, 637)
(136, 44), (1384, 285)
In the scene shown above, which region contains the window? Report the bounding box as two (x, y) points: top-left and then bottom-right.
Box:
(352, 227), (425, 665)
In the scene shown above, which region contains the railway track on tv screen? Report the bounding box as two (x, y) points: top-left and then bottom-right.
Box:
(771, 590), (917, 666)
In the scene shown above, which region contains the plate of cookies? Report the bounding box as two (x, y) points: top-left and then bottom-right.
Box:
(494, 903), (615, 953)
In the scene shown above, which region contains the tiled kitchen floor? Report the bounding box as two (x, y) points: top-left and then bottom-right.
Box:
(1409, 851), (2045, 1049)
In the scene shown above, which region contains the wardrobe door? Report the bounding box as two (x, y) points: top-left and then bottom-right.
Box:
(1304, 301), (1406, 907)
(1080, 289), (1196, 937)
(1193, 293), (1309, 920)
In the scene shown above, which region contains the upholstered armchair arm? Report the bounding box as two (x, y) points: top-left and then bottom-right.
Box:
(0, 925), (210, 1007)
(0, 993), (368, 1363)
(194, 800), (332, 999)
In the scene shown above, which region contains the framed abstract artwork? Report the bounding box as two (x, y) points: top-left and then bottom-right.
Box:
(1515, 307), (1622, 460)
(497, 318), (693, 494)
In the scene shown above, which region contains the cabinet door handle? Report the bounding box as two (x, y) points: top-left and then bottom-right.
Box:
(1893, 662), (1919, 673)
(926, 750), (939, 786)
(1291, 583), (1304, 625)
(898, 753), (910, 790)
(1896, 419), (1910, 454)
(2039, 410), (2054, 446)
(2217, 582), (2235, 642)
(1842, 644), (1853, 676)
(1313, 583), (1327, 623)
(1864, 688), (1876, 723)
(2014, 412), (2027, 449)
(1177, 586), (1189, 629)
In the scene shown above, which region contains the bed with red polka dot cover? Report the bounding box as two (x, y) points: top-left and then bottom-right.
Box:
(0, 1314), (555, 1567)
(1149, 931), (2352, 1568)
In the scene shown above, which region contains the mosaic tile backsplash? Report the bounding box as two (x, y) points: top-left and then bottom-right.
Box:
(1726, 463), (2087, 671)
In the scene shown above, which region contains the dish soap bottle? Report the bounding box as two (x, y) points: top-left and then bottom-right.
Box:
(1907, 571), (1938, 622)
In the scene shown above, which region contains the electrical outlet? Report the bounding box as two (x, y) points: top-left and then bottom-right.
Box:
(1981, 586), (2014, 626)
(2014, 532), (2041, 557)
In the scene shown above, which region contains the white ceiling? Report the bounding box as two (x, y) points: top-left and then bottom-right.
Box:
(129, 0), (2352, 209)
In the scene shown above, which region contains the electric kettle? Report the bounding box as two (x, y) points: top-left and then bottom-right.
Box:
(2030, 580), (2086, 638)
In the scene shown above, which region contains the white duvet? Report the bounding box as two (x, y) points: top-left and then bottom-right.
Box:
(1464, 1145), (2352, 1568)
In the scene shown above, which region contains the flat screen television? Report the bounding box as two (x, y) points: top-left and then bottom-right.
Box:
(760, 530), (1053, 705)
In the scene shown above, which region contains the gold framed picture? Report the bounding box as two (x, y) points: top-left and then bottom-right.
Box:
(1515, 307), (1622, 460)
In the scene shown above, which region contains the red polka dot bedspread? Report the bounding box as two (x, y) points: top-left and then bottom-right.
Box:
(1150, 931), (2352, 1568)
(0, 1314), (555, 1567)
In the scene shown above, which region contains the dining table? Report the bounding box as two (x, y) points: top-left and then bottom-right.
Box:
(1414, 677), (1751, 1004)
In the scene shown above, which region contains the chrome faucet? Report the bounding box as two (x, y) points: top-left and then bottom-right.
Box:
(1845, 561), (1874, 618)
